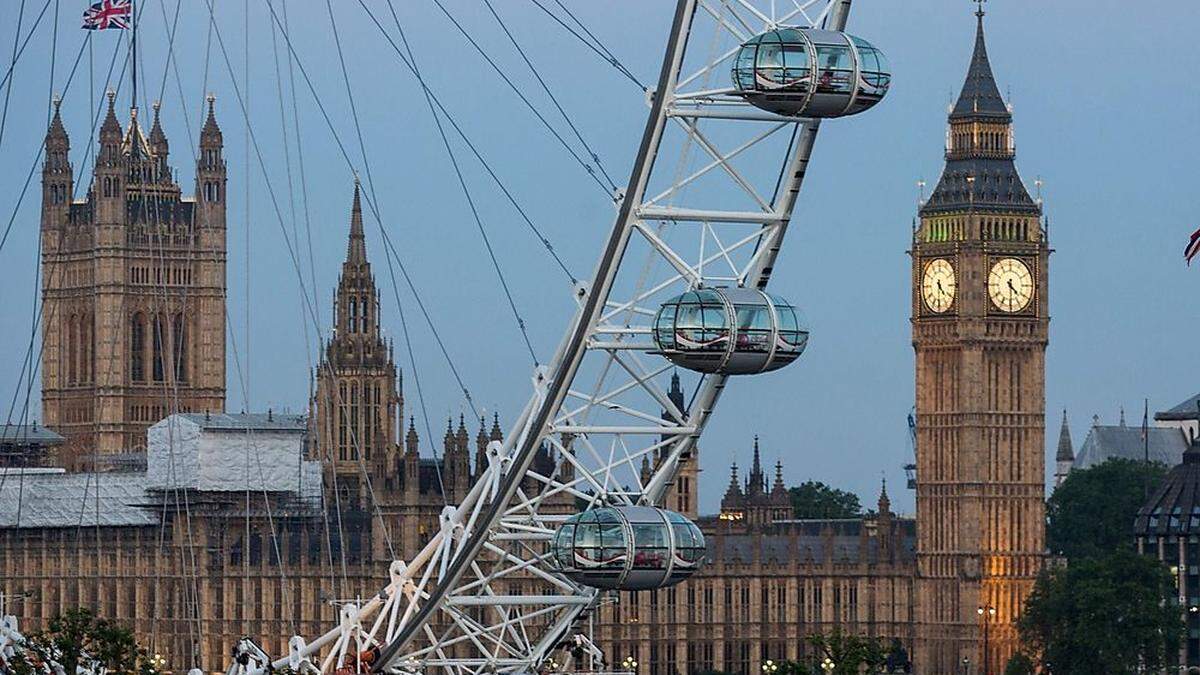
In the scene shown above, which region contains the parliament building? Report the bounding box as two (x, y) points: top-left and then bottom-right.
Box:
(1, 10), (1050, 675)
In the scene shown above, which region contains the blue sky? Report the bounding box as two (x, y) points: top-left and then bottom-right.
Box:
(1, 1), (1198, 515)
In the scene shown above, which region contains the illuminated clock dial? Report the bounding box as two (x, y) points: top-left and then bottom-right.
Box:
(921, 259), (956, 313)
(988, 258), (1034, 312)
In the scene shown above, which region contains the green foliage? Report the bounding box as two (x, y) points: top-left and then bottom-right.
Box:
(805, 629), (886, 675)
(788, 481), (862, 519)
(1018, 550), (1183, 674)
(4, 608), (154, 675)
(1003, 652), (1035, 675)
(1047, 457), (1168, 561)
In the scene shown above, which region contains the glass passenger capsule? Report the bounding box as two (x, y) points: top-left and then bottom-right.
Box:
(652, 287), (808, 375)
(551, 506), (706, 591)
(731, 27), (890, 118)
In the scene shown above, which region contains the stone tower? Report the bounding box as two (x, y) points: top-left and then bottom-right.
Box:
(40, 95), (226, 463)
(311, 182), (402, 503)
(911, 9), (1047, 673)
(661, 372), (699, 518)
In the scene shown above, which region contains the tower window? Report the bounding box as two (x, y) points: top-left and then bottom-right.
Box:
(67, 314), (78, 385)
(152, 315), (165, 382)
(360, 297), (369, 333)
(130, 313), (145, 382)
(173, 313), (188, 383)
(348, 296), (358, 334)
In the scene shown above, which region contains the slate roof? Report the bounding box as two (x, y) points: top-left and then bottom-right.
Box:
(1156, 393), (1200, 422)
(1135, 439), (1200, 537)
(0, 470), (158, 529)
(1073, 424), (1189, 470)
(951, 13), (1010, 120)
(0, 424), (65, 446)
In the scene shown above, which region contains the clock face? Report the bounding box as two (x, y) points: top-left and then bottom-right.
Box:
(921, 259), (956, 313)
(988, 258), (1034, 312)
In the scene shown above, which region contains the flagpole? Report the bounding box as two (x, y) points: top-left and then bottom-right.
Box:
(130, 0), (137, 111)
(1143, 398), (1150, 499)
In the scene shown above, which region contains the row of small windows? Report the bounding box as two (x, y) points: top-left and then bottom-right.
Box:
(924, 217), (1034, 243)
(63, 313), (94, 386)
(224, 525), (367, 568)
(129, 265), (193, 286)
(129, 312), (188, 383)
(202, 180), (222, 203)
(949, 128), (1011, 154)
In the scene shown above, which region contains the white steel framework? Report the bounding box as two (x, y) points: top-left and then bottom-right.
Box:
(230, 1), (860, 673)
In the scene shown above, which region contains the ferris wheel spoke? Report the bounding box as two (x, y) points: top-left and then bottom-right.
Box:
(645, 121), (788, 206)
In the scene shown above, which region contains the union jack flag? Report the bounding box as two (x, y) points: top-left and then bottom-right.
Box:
(82, 0), (131, 30)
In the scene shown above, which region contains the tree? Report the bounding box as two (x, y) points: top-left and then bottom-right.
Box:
(1003, 653), (1035, 675)
(805, 629), (886, 675)
(1018, 550), (1183, 675)
(3, 608), (154, 675)
(1047, 457), (1168, 561)
(788, 481), (862, 519)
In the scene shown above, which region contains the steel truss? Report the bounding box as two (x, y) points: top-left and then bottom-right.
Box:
(230, 1), (855, 673)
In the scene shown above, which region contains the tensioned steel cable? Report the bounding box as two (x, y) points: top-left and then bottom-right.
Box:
(0, 0), (30, 152)
(482, 0), (619, 199)
(361, 0), (577, 285)
(379, 2), (540, 368)
(321, 0), (452, 516)
(527, 0), (646, 91)
(428, 0), (615, 197)
(277, 0), (339, 597)
(0, 0), (56, 94)
(259, 0), (486, 424)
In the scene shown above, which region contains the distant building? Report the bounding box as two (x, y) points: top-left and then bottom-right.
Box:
(0, 424), (65, 468)
(1056, 401), (1194, 485)
(1156, 392), (1200, 440)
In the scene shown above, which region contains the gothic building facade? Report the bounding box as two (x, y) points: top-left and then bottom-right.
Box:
(911, 9), (1048, 673)
(39, 95), (226, 464)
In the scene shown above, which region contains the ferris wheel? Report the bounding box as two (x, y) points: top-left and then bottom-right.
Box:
(227, 0), (889, 673)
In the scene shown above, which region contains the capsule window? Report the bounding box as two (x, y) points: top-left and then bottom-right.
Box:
(632, 523), (668, 570)
(815, 45), (853, 93)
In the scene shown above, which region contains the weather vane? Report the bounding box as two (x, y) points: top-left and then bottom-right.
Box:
(974, 0), (986, 17)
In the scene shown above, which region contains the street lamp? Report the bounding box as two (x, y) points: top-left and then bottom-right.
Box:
(761, 659), (779, 673)
(149, 653), (167, 674)
(977, 605), (997, 675)
(621, 655), (639, 673)
(820, 656), (835, 673)
(960, 656), (970, 675)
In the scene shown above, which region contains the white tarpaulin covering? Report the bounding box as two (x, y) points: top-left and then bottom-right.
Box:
(147, 413), (320, 495)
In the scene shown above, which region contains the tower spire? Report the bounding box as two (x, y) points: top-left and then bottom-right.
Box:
(347, 178), (366, 264)
(951, 2), (1008, 120)
(1056, 409), (1074, 463)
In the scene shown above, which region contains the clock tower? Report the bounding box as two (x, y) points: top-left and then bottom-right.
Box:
(911, 8), (1047, 673)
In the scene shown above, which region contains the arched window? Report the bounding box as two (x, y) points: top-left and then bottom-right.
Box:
(173, 313), (188, 382)
(360, 297), (370, 333)
(349, 383), (360, 461)
(67, 314), (78, 384)
(82, 313), (92, 384)
(348, 296), (358, 334)
(337, 382), (348, 461)
(130, 313), (145, 381)
(152, 314), (165, 382)
(363, 384), (374, 459)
